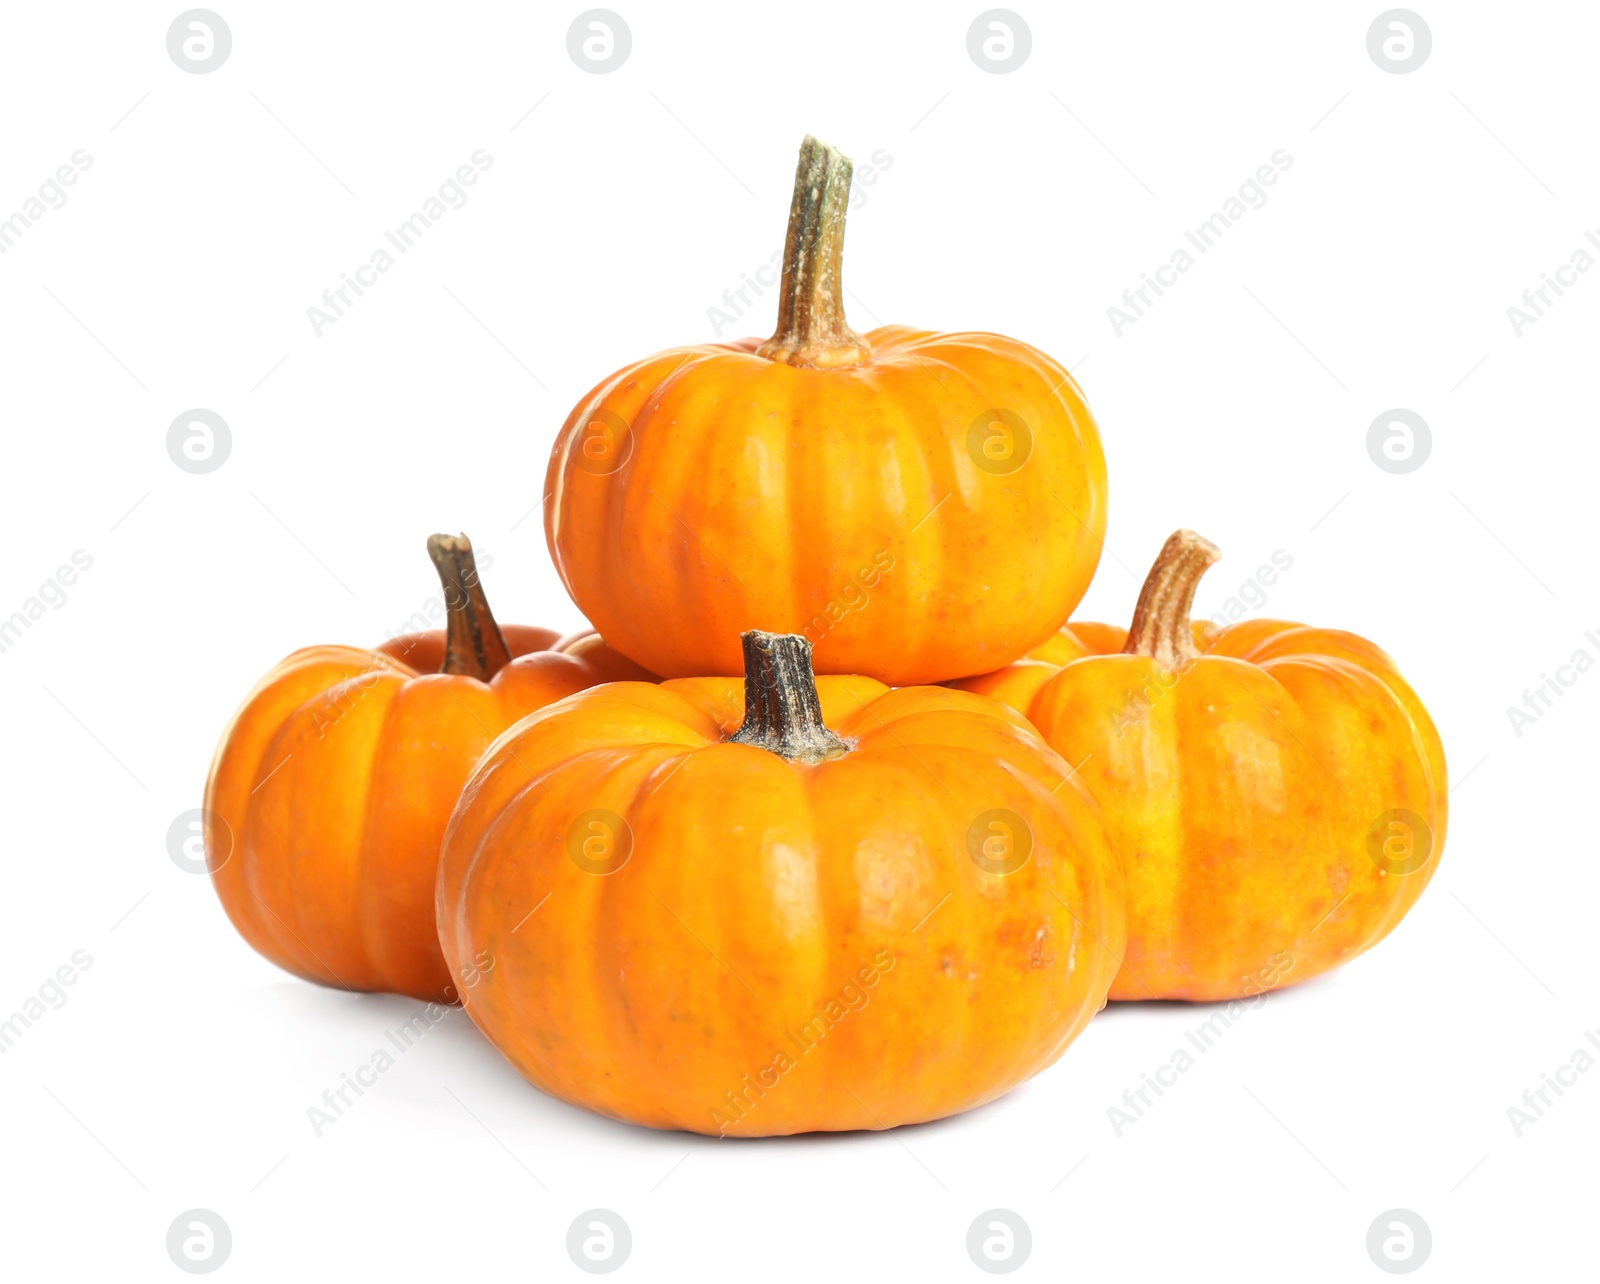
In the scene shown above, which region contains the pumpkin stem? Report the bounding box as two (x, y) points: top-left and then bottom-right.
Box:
(756, 135), (872, 370)
(729, 631), (851, 763)
(1122, 530), (1222, 668)
(427, 533), (512, 681)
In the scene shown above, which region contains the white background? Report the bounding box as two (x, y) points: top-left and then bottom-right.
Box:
(1, 1), (1593, 1279)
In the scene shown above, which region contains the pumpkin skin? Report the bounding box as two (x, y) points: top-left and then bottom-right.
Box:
(203, 536), (652, 1004)
(952, 531), (1447, 1002)
(437, 632), (1124, 1135)
(544, 137), (1107, 686)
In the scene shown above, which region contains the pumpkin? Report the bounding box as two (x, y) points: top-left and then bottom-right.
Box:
(437, 631), (1124, 1135)
(543, 134), (1108, 686)
(952, 530), (1447, 1002)
(204, 534), (652, 1004)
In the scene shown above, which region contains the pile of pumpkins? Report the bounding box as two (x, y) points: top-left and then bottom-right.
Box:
(204, 137), (1446, 1137)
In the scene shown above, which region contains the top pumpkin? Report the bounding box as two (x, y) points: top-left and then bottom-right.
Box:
(544, 135), (1108, 685)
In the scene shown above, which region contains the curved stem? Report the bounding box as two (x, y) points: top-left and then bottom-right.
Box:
(756, 135), (872, 370)
(427, 533), (511, 681)
(1122, 530), (1222, 668)
(728, 631), (851, 763)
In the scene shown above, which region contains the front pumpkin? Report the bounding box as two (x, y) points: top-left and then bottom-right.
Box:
(437, 632), (1124, 1135)
(544, 135), (1107, 686)
(204, 534), (652, 1004)
(953, 530), (1448, 1002)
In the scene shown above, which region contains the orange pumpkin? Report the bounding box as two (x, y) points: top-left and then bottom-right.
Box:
(204, 534), (652, 1004)
(437, 631), (1124, 1135)
(953, 530), (1447, 1002)
(544, 135), (1107, 686)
